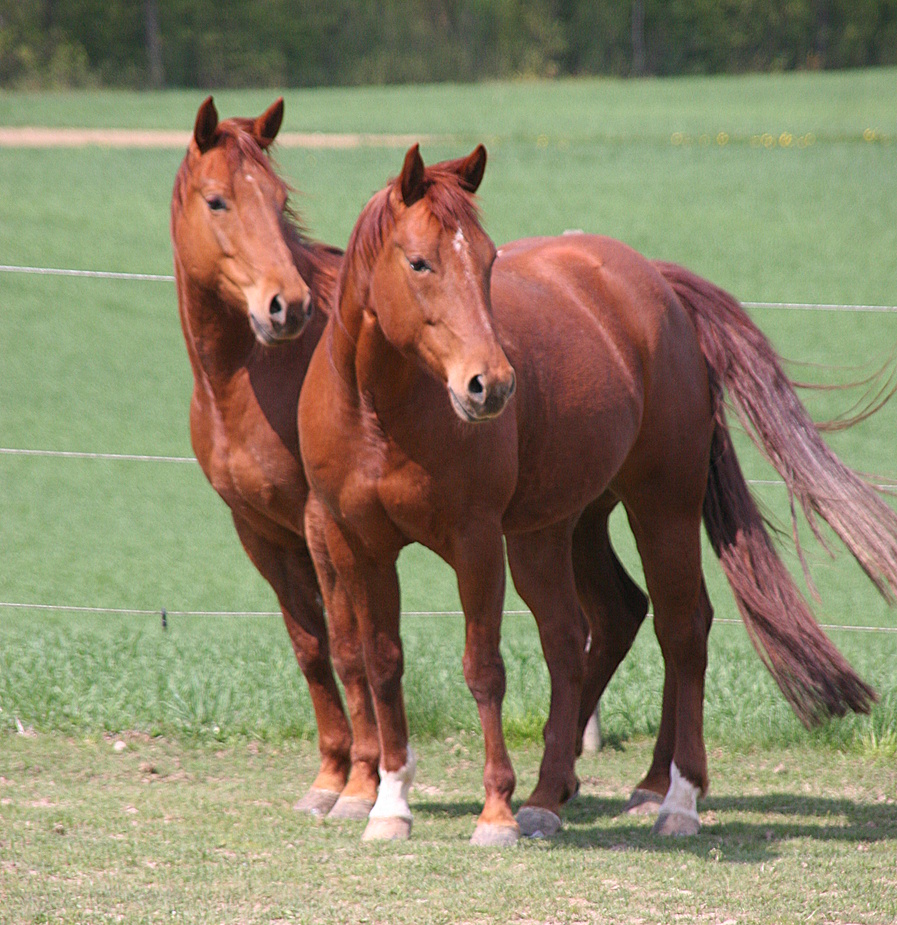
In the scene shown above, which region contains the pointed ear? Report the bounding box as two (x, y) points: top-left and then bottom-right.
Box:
(253, 97), (284, 149)
(457, 144), (487, 193)
(193, 96), (219, 153)
(399, 144), (427, 207)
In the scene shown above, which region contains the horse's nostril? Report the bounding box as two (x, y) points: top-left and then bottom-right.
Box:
(469, 374), (485, 399)
(302, 292), (313, 318)
(269, 294), (286, 320)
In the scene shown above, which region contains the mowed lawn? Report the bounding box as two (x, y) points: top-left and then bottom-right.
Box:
(1, 70), (896, 924)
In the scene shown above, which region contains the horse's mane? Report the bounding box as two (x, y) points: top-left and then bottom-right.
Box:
(171, 118), (342, 314)
(337, 162), (484, 305)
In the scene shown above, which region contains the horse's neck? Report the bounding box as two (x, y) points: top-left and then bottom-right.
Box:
(329, 283), (418, 416)
(176, 268), (255, 393)
(289, 233), (341, 319)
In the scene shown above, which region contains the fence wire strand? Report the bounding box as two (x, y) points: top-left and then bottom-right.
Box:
(3, 261), (897, 635)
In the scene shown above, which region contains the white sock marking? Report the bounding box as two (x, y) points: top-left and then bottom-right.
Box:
(658, 761), (700, 822)
(369, 745), (416, 821)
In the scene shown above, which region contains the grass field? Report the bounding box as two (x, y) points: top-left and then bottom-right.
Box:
(1, 70), (897, 923)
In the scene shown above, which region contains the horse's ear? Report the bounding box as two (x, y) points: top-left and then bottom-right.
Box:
(457, 144), (487, 193)
(399, 144), (427, 207)
(194, 96), (219, 153)
(253, 97), (284, 149)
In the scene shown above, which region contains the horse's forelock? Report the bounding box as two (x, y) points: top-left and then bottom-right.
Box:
(421, 163), (483, 232)
(334, 165), (486, 324)
(341, 167), (482, 284)
(172, 117), (333, 300)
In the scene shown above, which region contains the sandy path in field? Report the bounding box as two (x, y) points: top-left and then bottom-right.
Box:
(0, 127), (427, 149)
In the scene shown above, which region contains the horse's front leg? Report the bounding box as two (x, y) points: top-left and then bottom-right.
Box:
(231, 514), (352, 815)
(309, 507), (415, 841)
(354, 558), (415, 842)
(454, 524), (520, 846)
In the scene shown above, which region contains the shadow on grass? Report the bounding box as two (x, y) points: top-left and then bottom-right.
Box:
(412, 792), (896, 860)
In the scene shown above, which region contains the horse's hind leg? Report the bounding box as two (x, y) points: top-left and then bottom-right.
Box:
(627, 505), (711, 836)
(571, 502), (649, 754)
(572, 504), (675, 814)
(507, 522), (588, 837)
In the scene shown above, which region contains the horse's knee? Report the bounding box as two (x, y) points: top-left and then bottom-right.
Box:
(364, 635), (404, 703)
(462, 649), (506, 704)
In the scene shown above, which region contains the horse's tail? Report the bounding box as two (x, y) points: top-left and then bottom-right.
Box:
(655, 260), (884, 725)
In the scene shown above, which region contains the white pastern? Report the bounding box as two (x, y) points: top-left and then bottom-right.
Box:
(658, 761), (700, 822)
(368, 746), (417, 821)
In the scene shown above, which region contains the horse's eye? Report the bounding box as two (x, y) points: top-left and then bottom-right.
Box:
(408, 257), (431, 273)
(206, 195), (227, 213)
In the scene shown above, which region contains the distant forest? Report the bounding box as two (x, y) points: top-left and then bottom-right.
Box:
(2, 1), (895, 89)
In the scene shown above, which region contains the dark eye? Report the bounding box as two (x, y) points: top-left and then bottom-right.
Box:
(206, 195), (227, 213)
(408, 257), (431, 273)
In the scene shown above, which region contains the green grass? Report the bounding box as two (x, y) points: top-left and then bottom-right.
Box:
(2, 734), (895, 925)
(1, 71), (896, 922)
(1, 68), (893, 139)
(2, 69), (896, 724)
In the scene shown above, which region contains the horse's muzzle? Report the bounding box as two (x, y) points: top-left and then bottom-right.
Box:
(449, 368), (516, 422)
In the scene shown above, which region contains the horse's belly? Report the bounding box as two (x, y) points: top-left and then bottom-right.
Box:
(502, 446), (624, 534)
(502, 367), (642, 533)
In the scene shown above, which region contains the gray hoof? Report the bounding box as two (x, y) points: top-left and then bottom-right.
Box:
(652, 811), (700, 837)
(294, 787), (340, 817)
(470, 822), (520, 847)
(516, 806), (562, 839)
(623, 788), (664, 816)
(362, 816), (412, 841)
(328, 795), (375, 820)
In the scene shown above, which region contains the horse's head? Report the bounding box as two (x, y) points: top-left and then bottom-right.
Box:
(344, 144), (515, 422)
(171, 96), (312, 345)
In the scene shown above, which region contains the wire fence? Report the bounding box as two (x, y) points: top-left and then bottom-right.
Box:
(4, 261), (897, 632)
(5, 260), (897, 314)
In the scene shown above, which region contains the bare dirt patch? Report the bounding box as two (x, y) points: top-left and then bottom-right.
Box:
(0, 126), (428, 149)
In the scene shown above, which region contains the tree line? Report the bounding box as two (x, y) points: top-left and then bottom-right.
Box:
(1, 0), (895, 90)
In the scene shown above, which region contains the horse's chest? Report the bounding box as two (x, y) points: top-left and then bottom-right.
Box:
(194, 407), (304, 532)
(334, 449), (441, 548)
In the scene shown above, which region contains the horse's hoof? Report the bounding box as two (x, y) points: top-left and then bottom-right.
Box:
(362, 816), (412, 841)
(623, 788), (664, 816)
(470, 822), (520, 847)
(294, 787), (341, 817)
(328, 795), (375, 821)
(652, 811), (700, 837)
(516, 806), (562, 839)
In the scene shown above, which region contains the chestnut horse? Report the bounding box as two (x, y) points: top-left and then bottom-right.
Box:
(170, 97), (384, 820)
(299, 145), (893, 846)
(170, 98), (606, 827)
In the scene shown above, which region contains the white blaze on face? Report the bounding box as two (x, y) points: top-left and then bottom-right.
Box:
(368, 745), (416, 822)
(451, 225), (481, 295)
(658, 761), (700, 823)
